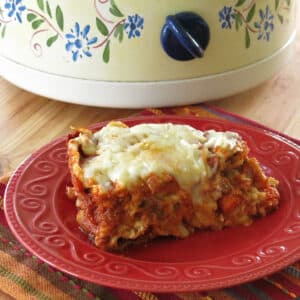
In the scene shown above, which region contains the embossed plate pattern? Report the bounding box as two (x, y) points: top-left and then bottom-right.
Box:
(4, 116), (300, 292)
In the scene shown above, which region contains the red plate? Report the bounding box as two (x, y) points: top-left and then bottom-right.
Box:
(4, 116), (300, 292)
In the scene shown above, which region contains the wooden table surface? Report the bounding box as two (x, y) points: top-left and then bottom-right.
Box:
(0, 18), (299, 178)
(0, 12), (299, 300)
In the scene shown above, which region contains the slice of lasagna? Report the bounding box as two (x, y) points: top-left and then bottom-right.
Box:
(67, 121), (279, 251)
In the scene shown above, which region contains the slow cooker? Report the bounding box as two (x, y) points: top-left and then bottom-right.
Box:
(0, 0), (296, 108)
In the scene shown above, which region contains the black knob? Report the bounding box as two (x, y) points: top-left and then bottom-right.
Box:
(161, 12), (210, 61)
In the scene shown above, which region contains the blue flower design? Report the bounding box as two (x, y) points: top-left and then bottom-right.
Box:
(3, 0), (26, 23)
(65, 23), (98, 62)
(124, 14), (144, 39)
(219, 6), (235, 29)
(254, 6), (274, 41)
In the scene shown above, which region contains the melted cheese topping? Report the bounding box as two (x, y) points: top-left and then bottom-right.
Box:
(79, 123), (241, 193)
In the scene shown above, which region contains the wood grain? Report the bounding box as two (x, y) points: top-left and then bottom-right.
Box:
(0, 82), (137, 174)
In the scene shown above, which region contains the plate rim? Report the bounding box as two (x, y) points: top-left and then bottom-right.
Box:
(4, 115), (300, 292)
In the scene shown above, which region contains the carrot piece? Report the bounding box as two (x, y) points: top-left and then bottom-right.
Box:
(220, 194), (241, 214)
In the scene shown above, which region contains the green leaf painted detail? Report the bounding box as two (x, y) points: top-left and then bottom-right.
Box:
(55, 6), (64, 31)
(109, 7), (123, 17)
(118, 29), (124, 42)
(110, 0), (124, 17)
(235, 13), (242, 31)
(37, 0), (44, 11)
(96, 17), (109, 36)
(32, 19), (44, 29)
(235, 0), (247, 7)
(1, 25), (6, 38)
(46, 1), (52, 18)
(114, 23), (124, 42)
(245, 27), (251, 48)
(103, 40), (110, 63)
(27, 13), (37, 22)
(0, 0), (146, 65)
(220, 0), (293, 49)
(46, 34), (58, 47)
(246, 4), (256, 22)
(278, 14), (284, 24)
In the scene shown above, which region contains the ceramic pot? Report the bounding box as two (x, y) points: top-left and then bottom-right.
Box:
(0, 0), (296, 107)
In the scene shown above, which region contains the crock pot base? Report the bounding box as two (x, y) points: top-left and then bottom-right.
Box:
(0, 33), (295, 108)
